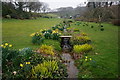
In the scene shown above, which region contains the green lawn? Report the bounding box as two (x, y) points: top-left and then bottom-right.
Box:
(2, 18), (63, 50)
(71, 22), (118, 78)
(2, 18), (119, 78)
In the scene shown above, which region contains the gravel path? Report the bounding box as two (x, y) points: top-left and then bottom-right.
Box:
(61, 53), (78, 78)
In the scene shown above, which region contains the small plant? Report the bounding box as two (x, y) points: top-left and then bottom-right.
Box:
(74, 29), (80, 32)
(91, 26), (94, 28)
(100, 28), (104, 31)
(44, 32), (52, 39)
(81, 32), (87, 36)
(39, 45), (54, 55)
(71, 36), (91, 45)
(73, 44), (93, 54)
(31, 60), (59, 78)
(30, 32), (44, 44)
(51, 30), (61, 40)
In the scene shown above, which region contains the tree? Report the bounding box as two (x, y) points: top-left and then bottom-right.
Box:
(41, 2), (49, 13)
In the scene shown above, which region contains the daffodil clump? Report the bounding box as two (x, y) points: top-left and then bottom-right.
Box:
(84, 56), (92, 62)
(30, 31), (44, 44)
(73, 44), (93, 53)
(20, 62), (31, 68)
(1, 43), (12, 48)
(30, 28), (62, 44)
(39, 44), (54, 56)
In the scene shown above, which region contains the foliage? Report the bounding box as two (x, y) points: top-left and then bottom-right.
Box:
(19, 47), (34, 60)
(31, 60), (58, 78)
(73, 44), (93, 53)
(71, 36), (91, 45)
(52, 33), (61, 40)
(81, 32), (87, 36)
(31, 32), (44, 44)
(2, 43), (68, 79)
(39, 45), (54, 55)
(75, 56), (95, 78)
(74, 29), (80, 32)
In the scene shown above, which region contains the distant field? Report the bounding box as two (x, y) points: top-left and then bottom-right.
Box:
(2, 18), (63, 50)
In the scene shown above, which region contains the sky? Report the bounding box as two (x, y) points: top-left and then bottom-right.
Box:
(39, 0), (87, 10)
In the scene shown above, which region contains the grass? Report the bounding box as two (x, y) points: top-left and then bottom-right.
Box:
(2, 18), (63, 50)
(71, 21), (118, 78)
(2, 18), (118, 78)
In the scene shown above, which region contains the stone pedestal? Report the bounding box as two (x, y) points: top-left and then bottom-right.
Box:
(60, 36), (72, 52)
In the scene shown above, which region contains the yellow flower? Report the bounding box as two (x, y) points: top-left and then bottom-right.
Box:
(85, 56), (88, 58)
(85, 59), (87, 61)
(90, 58), (92, 60)
(1, 45), (3, 47)
(19, 49), (22, 51)
(9, 44), (12, 47)
(26, 62), (30, 64)
(20, 64), (23, 67)
(30, 33), (35, 37)
(5, 43), (8, 46)
(52, 31), (56, 33)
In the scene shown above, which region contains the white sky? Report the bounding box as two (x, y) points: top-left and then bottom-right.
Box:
(39, 0), (87, 10)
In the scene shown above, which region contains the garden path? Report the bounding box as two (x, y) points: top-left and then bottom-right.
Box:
(61, 53), (78, 78)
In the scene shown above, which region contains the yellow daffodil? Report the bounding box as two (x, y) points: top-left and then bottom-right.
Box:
(9, 44), (12, 47)
(26, 62), (30, 64)
(5, 43), (8, 46)
(52, 31), (56, 33)
(85, 56), (88, 58)
(19, 49), (22, 51)
(90, 58), (92, 60)
(85, 59), (87, 61)
(1, 45), (3, 47)
(30, 33), (35, 37)
(20, 64), (23, 67)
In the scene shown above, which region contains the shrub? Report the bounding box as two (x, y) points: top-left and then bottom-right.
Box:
(73, 44), (93, 53)
(52, 33), (61, 40)
(81, 32), (87, 36)
(19, 47), (34, 60)
(74, 29), (80, 32)
(100, 28), (104, 31)
(30, 32), (44, 44)
(31, 60), (58, 78)
(39, 45), (54, 55)
(44, 32), (52, 39)
(71, 36), (91, 45)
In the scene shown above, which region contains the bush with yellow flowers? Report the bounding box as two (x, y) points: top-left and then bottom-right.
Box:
(71, 36), (91, 45)
(39, 44), (55, 56)
(73, 44), (93, 54)
(81, 32), (87, 36)
(51, 30), (61, 40)
(30, 32), (44, 44)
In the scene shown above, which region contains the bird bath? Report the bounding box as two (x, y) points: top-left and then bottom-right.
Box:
(60, 36), (72, 52)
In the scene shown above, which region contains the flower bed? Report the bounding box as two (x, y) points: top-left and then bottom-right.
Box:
(1, 43), (68, 79)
